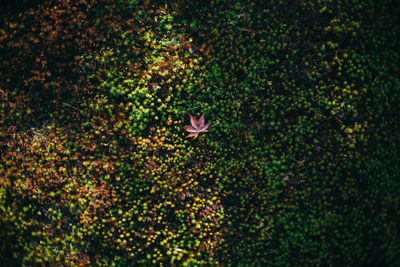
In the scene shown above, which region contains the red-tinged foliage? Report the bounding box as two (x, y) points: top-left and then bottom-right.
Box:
(183, 112), (211, 139)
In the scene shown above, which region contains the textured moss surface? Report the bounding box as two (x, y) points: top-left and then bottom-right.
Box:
(1, 0), (399, 265)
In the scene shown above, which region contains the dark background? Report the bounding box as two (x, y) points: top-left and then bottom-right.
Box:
(0, 0), (47, 19)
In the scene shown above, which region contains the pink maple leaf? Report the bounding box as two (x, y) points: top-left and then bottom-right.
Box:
(183, 112), (211, 139)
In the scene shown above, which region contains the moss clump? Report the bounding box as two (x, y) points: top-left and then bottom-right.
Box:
(1, 0), (399, 266)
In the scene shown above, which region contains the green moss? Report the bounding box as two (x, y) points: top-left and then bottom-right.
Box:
(0, 0), (399, 266)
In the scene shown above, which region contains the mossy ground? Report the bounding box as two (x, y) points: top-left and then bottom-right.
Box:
(1, 0), (399, 266)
